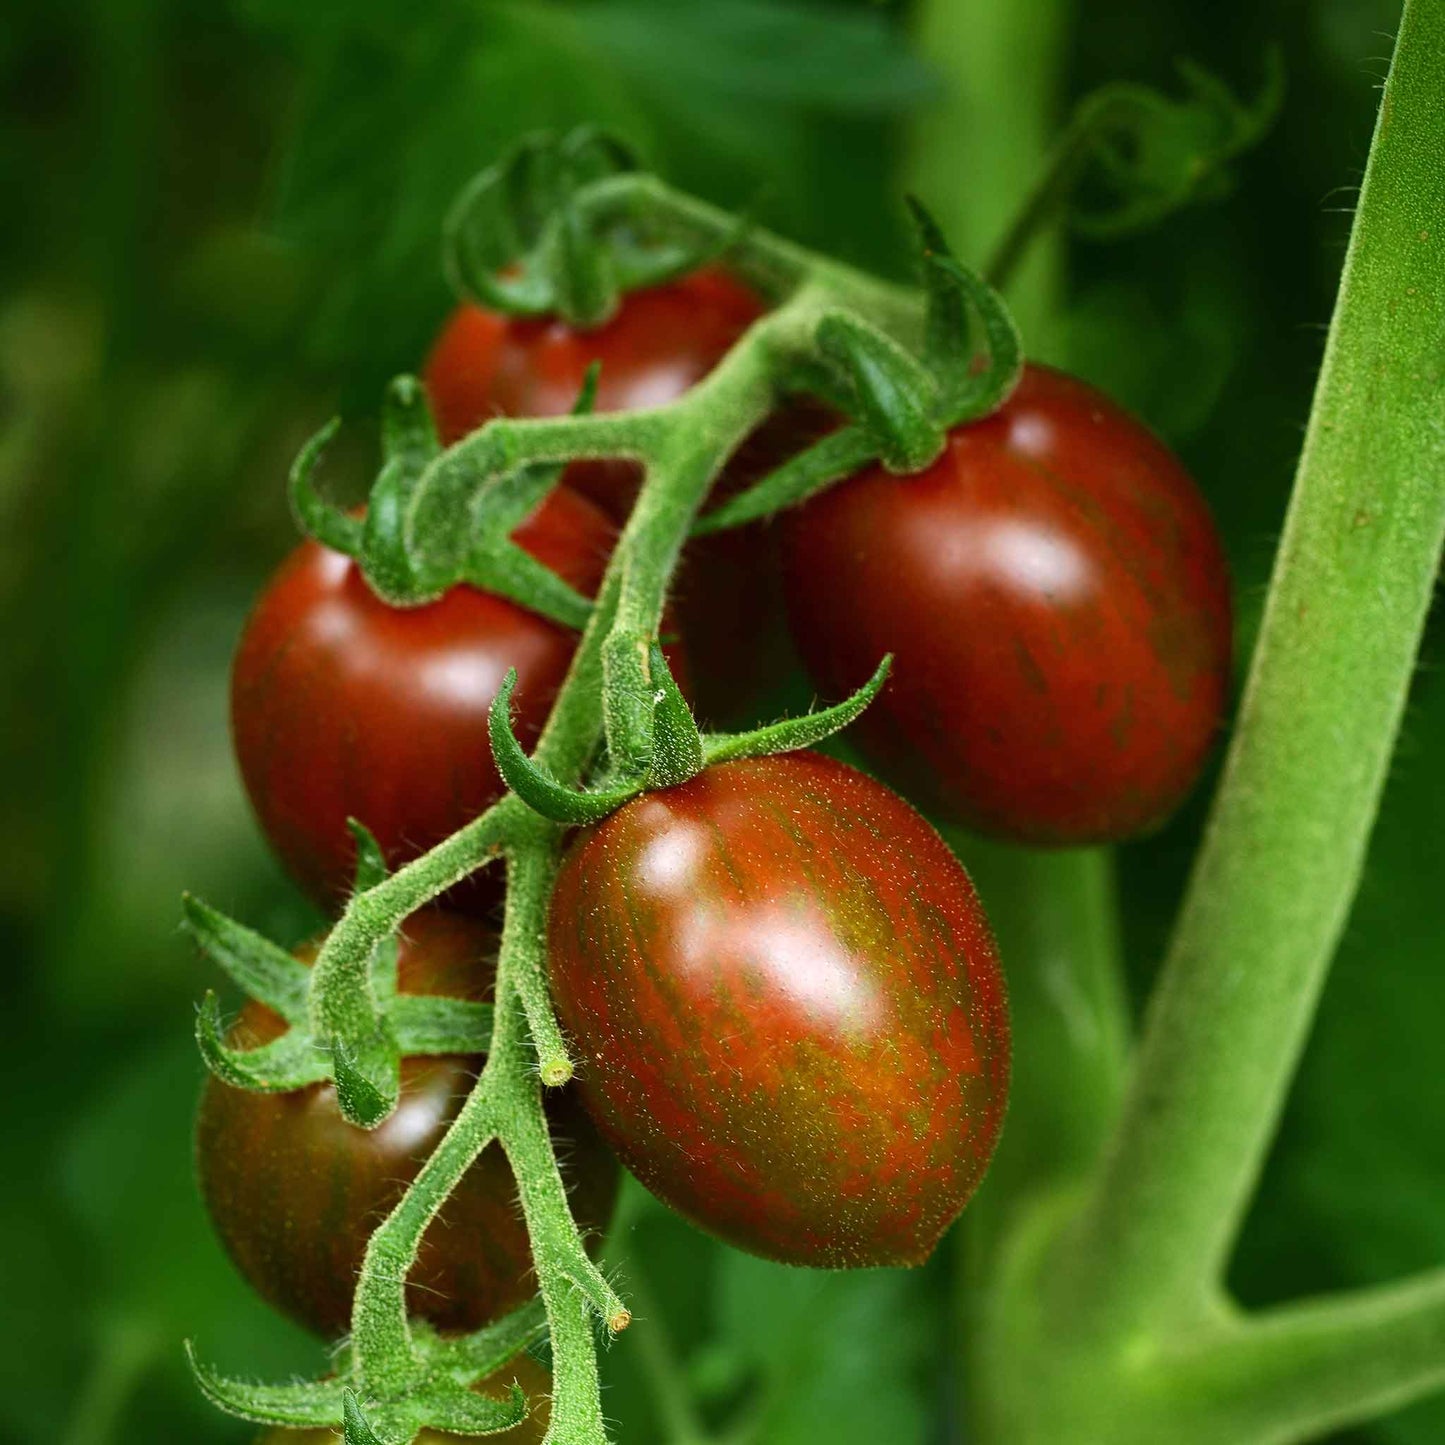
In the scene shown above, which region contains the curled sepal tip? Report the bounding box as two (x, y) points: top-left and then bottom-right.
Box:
(816, 312), (943, 474)
(330, 1030), (401, 1130)
(489, 670), (640, 824)
(904, 198), (1022, 426)
(645, 639), (703, 789)
(195, 993), (331, 1093)
(347, 818), (389, 894)
(408, 1383), (530, 1435)
(184, 1342), (344, 1426)
(289, 417), (362, 556)
(704, 655), (893, 767)
(182, 893), (309, 1024)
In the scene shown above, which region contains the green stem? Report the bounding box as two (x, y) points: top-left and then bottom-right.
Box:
(1178, 1269), (1445, 1443)
(1065, 0), (1445, 1339)
(905, 0), (1070, 343)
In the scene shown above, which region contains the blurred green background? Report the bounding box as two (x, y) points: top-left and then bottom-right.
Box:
(2, 0), (1439, 1441)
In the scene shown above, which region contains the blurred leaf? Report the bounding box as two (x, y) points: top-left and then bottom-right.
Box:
(242, 0), (931, 393)
(715, 1254), (933, 1444)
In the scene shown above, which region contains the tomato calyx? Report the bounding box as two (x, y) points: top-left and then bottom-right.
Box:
(444, 127), (749, 330)
(187, 1297), (547, 1439)
(490, 650), (892, 826)
(692, 199), (1022, 538)
(288, 373), (597, 631)
(186, 844), (494, 1116)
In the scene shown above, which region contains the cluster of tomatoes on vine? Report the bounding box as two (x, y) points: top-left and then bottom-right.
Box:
(198, 179), (1231, 1441)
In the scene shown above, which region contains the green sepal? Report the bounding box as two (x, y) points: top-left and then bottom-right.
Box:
(905, 198), (1023, 424)
(703, 655), (892, 766)
(391, 995), (496, 1056)
(289, 417), (363, 556)
(404, 1382), (529, 1436)
(489, 670), (639, 824)
(445, 126), (746, 326)
(690, 425), (876, 536)
(358, 377), (444, 604)
(342, 1390), (389, 1445)
(421, 1298), (549, 1383)
(185, 1342), (345, 1425)
(816, 311), (943, 474)
(464, 540), (594, 630)
(331, 1027), (401, 1130)
(348, 818), (389, 893)
(181, 893), (310, 1025)
(906, 196), (968, 370)
(195, 993), (331, 1092)
(645, 639), (703, 789)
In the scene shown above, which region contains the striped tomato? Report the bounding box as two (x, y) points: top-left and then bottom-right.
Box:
(546, 753), (1009, 1266)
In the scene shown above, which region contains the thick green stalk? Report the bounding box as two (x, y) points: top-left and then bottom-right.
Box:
(905, 0), (1070, 344)
(1064, 0), (1445, 1338)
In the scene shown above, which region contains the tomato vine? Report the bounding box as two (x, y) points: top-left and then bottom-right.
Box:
(184, 2), (1445, 1440)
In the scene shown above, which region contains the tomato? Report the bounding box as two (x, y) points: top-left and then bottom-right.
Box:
(231, 486), (614, 912)
(196, 910), (619, 1340)
(424, 267), (763, 516)
(782, 364), (1232, 844)
(546, 753), (1008, 1267)
(249, 1353), (552, 1444)
(423, 268), (823, 727)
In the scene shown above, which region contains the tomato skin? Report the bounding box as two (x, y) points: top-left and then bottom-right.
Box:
(230, 486), (614, 912)
(196, 910), (618, 1340)
(782, 364), (1233, 844)
(547, 753), (1008, 1267)
(424, 267), (763, 518)
(249, 1353), (552, 1444)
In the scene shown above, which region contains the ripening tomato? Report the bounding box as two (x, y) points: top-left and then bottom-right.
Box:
(197, 910), (618, 1340)
(783, 364), (1232, 844)
(423, 269), (824, 727)
(231, 486), (614, 912)
(547, 752), (1008, 1267)
(249, 1353), (552, 1444)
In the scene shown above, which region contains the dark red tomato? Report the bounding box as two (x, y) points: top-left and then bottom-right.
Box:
(424, 267), (763, 518)
(250, 1353), (552, 1444)
(547, 753), (1008, 1267)
(783, 363), (1232, 844)
(197, 910), (618, 1340)
(231, 486), (614, 912)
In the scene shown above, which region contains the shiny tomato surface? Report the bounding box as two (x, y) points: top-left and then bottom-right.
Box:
(231, 486), (614, 911)
(547, 753), (1008, 1267)
(783, 364), (1233, 844)
(196, 910), (618, 1340)
(250, 1352), (552, 1444)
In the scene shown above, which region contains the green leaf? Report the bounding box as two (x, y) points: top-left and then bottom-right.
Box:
(715, 1254), (932, 1445)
